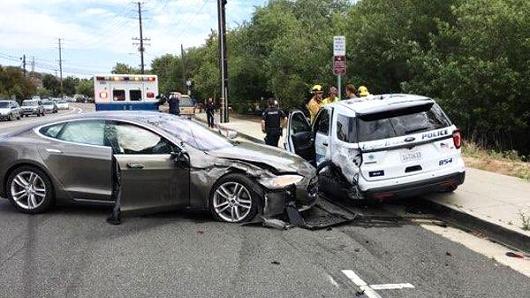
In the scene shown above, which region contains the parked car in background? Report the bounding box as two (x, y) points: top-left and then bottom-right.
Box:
(55, 100), (69, 110)
(0, 100), (22, 121)
(21, 100), (45, 117)
(179, 95), (196, 118)
(41, 100), (58, 114)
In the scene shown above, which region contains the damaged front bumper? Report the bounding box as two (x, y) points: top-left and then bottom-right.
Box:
(262, 175), (319, 217)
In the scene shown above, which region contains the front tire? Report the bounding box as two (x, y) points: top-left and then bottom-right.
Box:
(6, 166), (54, 214)
(210, 174), (259, 223)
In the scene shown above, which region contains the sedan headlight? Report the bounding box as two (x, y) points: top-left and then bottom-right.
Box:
(259, 175), (304, 189)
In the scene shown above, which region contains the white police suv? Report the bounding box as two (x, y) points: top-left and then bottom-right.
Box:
(285, 94), (465, 200)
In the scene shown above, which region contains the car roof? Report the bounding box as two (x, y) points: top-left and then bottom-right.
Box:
(329, 94), (434, 116)
(31, 111), (189, 127)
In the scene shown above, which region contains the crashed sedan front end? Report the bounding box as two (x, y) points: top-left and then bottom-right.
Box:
(180, 140), (319, 219)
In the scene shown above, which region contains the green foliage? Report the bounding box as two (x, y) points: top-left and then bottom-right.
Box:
(75, 79), (93, 97)
(0, 65), (36, 101)
(63, 76), (79, 96)
(42, 74), (60, 96)
(111, 63), (141, 74)
(149, 0), (529, 154)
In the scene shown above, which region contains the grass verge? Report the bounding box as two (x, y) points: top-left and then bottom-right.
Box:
(462, 142), (530, 180)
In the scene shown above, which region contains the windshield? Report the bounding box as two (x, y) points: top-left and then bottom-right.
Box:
(22, 101), (37, 106)
(42, 101), (52, 105)
(180, 97), (194, 107)
(357, 103), (451, 142)
(0, 102), (9, 108)
(145, 114), (233, 151)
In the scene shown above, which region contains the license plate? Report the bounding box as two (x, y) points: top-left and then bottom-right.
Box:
(401, 151), (422, 163)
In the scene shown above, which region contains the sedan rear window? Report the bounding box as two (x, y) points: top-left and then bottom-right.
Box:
(57, 121), (106, 146)
(358, 103), (451, 142)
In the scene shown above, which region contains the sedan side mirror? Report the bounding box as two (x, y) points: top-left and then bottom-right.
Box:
(171, 150), (190, 168)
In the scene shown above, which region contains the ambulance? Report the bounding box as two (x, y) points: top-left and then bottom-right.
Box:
(93, 74), (159, 111)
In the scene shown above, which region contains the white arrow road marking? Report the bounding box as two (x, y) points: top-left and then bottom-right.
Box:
(370, 283), (415, 290)
(341, 270), (415, 298)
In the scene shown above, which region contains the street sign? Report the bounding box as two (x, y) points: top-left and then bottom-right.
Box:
(333, 36), (346, 56)
(333, 55), (346, 75)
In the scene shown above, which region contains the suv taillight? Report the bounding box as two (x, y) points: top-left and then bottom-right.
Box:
(452, 129), (462, 149)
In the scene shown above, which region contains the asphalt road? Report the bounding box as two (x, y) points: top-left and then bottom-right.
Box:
(1, 105), (529, 297)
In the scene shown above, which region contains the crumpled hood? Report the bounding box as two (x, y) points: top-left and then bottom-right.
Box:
(209, 141), (315, 177)
(0, 108), (11, 114)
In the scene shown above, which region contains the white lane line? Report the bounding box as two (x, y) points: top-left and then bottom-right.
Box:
(370, 283), (415, 290)
(342, 270), (367, 286)
(341, 270), (381, 298)
(342, 270), (414, 297)
(327, 274), (340, 288)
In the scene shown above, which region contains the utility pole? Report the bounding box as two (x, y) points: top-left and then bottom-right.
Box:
(31, 56), (35, 74)
(21, 55), (26, 77)
(132, 2), (150, 74)
(58, 38), (63, 97)
(181, 44), (186, 91)
(217, 0), (229, 123)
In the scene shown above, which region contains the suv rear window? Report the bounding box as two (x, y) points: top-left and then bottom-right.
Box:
(357, 103), (451, 142)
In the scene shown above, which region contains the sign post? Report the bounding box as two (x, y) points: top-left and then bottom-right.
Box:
(333, 36), (346, 100)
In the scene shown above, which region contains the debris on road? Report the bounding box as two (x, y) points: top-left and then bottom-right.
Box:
(505, 252), (530, 259)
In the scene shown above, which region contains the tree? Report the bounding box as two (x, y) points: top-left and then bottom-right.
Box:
(0, 65), (36, 101)
(42, 74), (60, 97)
(76, 79), (93, 97)
(63, 76), (79, 96)
(111, 63), (141, 74)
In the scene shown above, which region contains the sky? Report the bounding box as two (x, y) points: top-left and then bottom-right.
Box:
(0, 0), (268, 77)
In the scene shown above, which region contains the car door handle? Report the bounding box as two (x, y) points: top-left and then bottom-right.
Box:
(322, 142), (328, 146)
(127, 163), (144, 169)
(46, 148), (62, 154)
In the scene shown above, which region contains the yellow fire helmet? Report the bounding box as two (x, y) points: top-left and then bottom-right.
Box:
(311, 84), (323, 93)
(358, 85), (370, 97)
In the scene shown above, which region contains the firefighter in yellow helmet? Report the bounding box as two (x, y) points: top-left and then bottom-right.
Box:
(358, 85), (370, 97)
(306, 84), (324, 123)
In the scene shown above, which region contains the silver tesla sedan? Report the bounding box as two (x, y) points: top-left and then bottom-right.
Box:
(0, 112), (318, 223)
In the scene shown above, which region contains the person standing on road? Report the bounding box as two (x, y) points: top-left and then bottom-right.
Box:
(168, 93), (181, 116)
(306, 85), (324, 123)
(206, 97), (215, 128)
(345, 84), (358, 99)
(322, 86), (340, 106)
(261, 98), (286, 147)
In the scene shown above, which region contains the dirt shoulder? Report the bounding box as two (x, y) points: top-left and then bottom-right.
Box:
(462, 143), (529, 181)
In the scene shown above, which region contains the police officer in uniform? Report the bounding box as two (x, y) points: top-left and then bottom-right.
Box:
(261, 98), (286, 147)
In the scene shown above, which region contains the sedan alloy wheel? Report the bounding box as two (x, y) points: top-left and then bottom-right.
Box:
(213, 181), (253, 223)
(7, 167), (53, 213)
(10, 171), (47, 210)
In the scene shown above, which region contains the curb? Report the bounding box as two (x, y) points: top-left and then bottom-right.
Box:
(423, 199), (530, 253)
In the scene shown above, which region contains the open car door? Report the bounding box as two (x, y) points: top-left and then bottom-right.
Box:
(285, 110), (314, 162)
(106, 121), (190, 216)
(114, 154), (190, 215)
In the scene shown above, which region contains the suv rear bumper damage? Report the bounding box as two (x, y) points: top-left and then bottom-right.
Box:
(364, 171), (465, 199)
